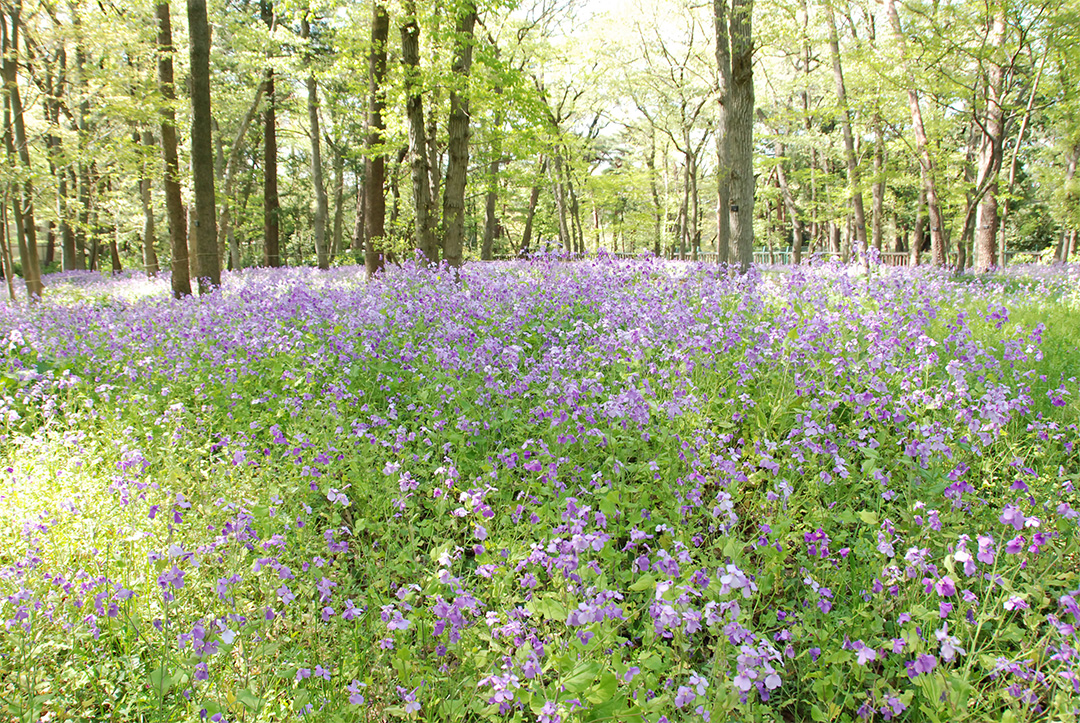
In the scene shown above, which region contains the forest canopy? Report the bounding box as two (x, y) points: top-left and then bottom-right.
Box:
(2, 0), (1078, 297)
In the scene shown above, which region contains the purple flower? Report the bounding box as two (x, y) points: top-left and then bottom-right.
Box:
(908, 654), (937, 678)
(976, 535), (995, 564)
(935, 576), (956, 597)
(999, 505), (1026, 531)
(347, 680), (366, 706)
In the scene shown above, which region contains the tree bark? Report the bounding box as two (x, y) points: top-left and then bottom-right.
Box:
(261, 0), (281, 268)
(330, 142), (344, 261)
(301, 11), (329, 270)
(713, 0), (732, 264)
(156, 1), (191, 296)
(886, 0), (947, 267)
(520, 156), (544, 256)
(188, 0), (219, 290)
(872, 118), (885, 253)
(1, 5), (43, 300)
(363, 3), (389, 277)
(973, 5), (1007, 274)
(775, 139), (805, 264)
(218, 80), (267, 272)
(401, 0), (437, 264)
(728, 0), (754, 271)
(825, 2), (867, 274)
(139, 129), (161, 274)
(441, 1), (477, 269)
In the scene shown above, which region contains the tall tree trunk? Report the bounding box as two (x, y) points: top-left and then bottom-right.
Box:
(775, 139), (805, 263)
(330, 142), (345, 261)
(646, 130), (663, 256)
(1058, 145), (1079, 263)
(551, 153), (571, 252)
(261, 0), (281, 268)
(729, 0), (754, 271)
(219, 80), (267, 272)
(0, 196), (15, 300)
(156, 1), (191, 296)
(363, 3), (389, 277)
(401, 0), (437, 264)
(520, 156), (544, 256)
(301, 11), (329, 270)
(1, 5), (43, 300)
(871, 118), (885, 253)
(187, 0), (219, 290)
(481, 97), (503, 261)
(713, 0), (732, 264)
(826, 3), (867, 274)
(139, 129), (161, 274)
(51, 44), (76, 271)
(999, 48), (1046, 268)
(973, 5), (1007, 274)
(441, 1), (477, 269)
(886, 0), (947, 267)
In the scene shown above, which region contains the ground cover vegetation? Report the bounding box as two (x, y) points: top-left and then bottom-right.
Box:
(1, 258), (1079, 722)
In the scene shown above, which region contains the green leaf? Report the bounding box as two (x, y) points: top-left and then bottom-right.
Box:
(629, 574), (656, 592)
(586, 672), (618, 704)
(148, 666), (173, 693)
(237, 688), (261, 711)
(857, 510), (879, 525)
(563, 661), (600, 693)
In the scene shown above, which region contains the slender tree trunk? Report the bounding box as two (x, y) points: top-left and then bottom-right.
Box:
(261, 0), (281, 268)
(999, 49), (1046, 268)
(300, 12), (329, 269)
(973, 5), (1007, 274)
(188, 0), (219, 290)
(645, 130), (663, 256)
(775, 139), (805, 263)
(0, 196), (14, 300)
(481, 99), (503, 261)
(363, 3), (389, 276)
(51, 44), (76, 271)
(156, 1), (191, 296)
(520, 156), (544, 256)
(218, 80), (267, 272)
(401, 0), (437, 264)
(331, 144), (344, 261)
(2, 8), (42, 299)
(441, 2), (477, 269)
(139, 129), (161, 274)
(1059, 146), (1079, 263)
(886, 0), (947, 266)
(729, 0), (754, 271)
(911, 185), (927, 266)
(713, 0), (732, 264)
(550, 153), (571, 252)
(872, 118), (885, 253)
(825, 3), (867, 274)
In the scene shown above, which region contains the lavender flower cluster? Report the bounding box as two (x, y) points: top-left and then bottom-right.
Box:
(1, 257), (1078, 722)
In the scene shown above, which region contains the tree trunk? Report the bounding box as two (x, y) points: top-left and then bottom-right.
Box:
(713, 0), (732, 264)
(261, 0), (281, 268)
(330, 143), (344, 261)
(1, 5), (43, 300)
(0, 197), (15, 300)
(363, 3), (389, 277)
(999, 49), (1046, 268)
(775, 139), (805, 264)
(218, 80), (267, 272)
(826, 3), (867, 274)
(401, 0), (437, 265)
(646, 130), (663, 256)
(139, 129), (161, 274)
(728, 0), (754, 271)
(973, 5), (1007, 274)
(188, 0), (219, 291)
(301, 12), (329, 270)
(442, 1), (477, 269)
(156, 1), (191, 296)
(886, 0), (947, 267)
(871, 118), (885, 254)
(481, 98), (503, 261)
(520, 156), (544, 256)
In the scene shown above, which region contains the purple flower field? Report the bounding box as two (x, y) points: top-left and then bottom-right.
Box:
(1, 258), (1079, 722)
